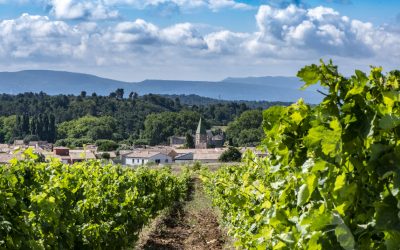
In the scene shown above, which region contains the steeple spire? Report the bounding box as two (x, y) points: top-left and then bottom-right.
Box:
(196, 118), (206, 134)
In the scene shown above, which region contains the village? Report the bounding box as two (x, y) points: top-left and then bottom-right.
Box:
(0, 118), (267, 166)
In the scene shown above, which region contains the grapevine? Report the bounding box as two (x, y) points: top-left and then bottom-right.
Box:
(0, 151), (189, 249)
(202, 61), (400, 249)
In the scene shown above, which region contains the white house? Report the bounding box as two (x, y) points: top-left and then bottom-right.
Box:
(125, 150), (172, 166)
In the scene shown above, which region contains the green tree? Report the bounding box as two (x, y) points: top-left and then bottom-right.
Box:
(22, 114), (30, 136)
(96, 140), (119, 151)
(15, 115), (22, 138)
(143, 111), (201, 145)
(56, 116), (116, 146)
(184, 132), (195, 148)
(48, 114), (56, 143)
(226, 110), (264, 146)
(219, 147), (242, 162)
(115, 88), (124, 99)
(0, 116), (17, 143)
(23, 134), (40, 144)
(101, 152), (111, 159)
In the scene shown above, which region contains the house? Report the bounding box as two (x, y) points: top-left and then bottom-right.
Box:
(0, 144), (11, 153)
(174, 148), (227, 163)
(193, 148), (227, 163)
(147, 146), (178, 159)
(13, 140), (25, 146)
(0, 154), (16, 164)
(0, 152), (25, 164)
(69, 150), (97, 163)
(195, 118), (225, 149)
(28, 141), (50, 148)
(210, 134), (225, 148)
(51, 147), (96, 164)
(174, 152), (194, 164)
(118, 150), (133, 165)
(125, 150), (172, 166)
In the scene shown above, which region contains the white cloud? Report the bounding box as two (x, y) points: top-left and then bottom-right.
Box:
(104, 0), (251, 10)
(205, 30), (249, 53)
(45, 0), (251, 20)
(49, 0), (119, 20)
(0, 14), (85, 59)
(161, 23), (207, 48)
(0, 4), (400, 80)
(250, 4), (384, 58)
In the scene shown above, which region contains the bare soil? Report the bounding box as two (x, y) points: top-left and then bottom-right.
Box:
(135, 178), (229, 250)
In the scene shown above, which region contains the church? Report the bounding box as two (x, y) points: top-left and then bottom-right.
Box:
(195, 118), (225, 149)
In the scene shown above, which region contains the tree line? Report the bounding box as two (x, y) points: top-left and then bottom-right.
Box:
(0, 90), (282, 147)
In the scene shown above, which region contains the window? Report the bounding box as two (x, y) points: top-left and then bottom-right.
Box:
(165, 159), (168, 163)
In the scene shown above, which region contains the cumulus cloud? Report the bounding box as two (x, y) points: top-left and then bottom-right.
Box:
(104, 0), (251, 11)
(0, 4), (400, 80)
(0, 14), (87, 59)
(205, 30), (249, 53)
(247, 4), (393, 58)
(45, 0), (251, 20)
(48, 0), (119, 20)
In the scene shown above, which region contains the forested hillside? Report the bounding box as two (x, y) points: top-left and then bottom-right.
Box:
(162, 94), (291, 108)
(0, 91), (285, 146)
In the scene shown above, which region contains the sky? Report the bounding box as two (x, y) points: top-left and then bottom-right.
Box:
(0, 0), (399, 81)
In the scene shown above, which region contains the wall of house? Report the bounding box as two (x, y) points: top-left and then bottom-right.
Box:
(149, 154), (172, 164)
(125, 154), (172, 166)
(125, 158), (148, 166)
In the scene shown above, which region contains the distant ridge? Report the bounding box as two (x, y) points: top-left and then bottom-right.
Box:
(0, 70), (323, 103)
(0, 70), (130, 95)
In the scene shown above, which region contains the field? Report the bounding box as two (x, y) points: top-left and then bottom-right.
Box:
(1, 62), (400, 249)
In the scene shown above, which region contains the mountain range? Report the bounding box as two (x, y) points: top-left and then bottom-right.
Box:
(0, 70), (323, 103)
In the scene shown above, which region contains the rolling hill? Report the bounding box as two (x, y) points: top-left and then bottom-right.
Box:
(0, 70), (323, 103)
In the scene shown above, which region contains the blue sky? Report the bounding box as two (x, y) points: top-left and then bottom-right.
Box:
(0, 0), (399, 81)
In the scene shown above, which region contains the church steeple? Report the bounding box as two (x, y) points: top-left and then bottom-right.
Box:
(195, 118), (207, 149)
(196, 118), (206, 135)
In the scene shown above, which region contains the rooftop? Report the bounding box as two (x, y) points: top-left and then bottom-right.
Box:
(126, 150), (164, 159)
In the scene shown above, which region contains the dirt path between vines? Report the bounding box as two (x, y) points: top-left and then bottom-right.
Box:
(135, 178), (229, 250)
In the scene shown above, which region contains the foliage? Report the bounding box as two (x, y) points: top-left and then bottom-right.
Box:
(101, 152), (111, 159)
(0, 115), (17, 143)
(226, 110), (264, 146)
(23, 134), (40, 144)
(54, 138), (94, 148)
(57, 116), (116, 144)
(143, 111), (201, 146)
(191, 161), (202, 171)
(202, 61), (400, 249)
(163, 94), (291, 109)
(185, 133), (195, 149)
(0, 91), (267, 145)
(96, 140), (119, 152)
(0, 153), (189, 249)
(218, 147), (242, 162)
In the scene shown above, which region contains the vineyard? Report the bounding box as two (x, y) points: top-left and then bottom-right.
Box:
(202, 62), (400, 249)
(0, 150), (189, 249)
(1, 61), (400, 249)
